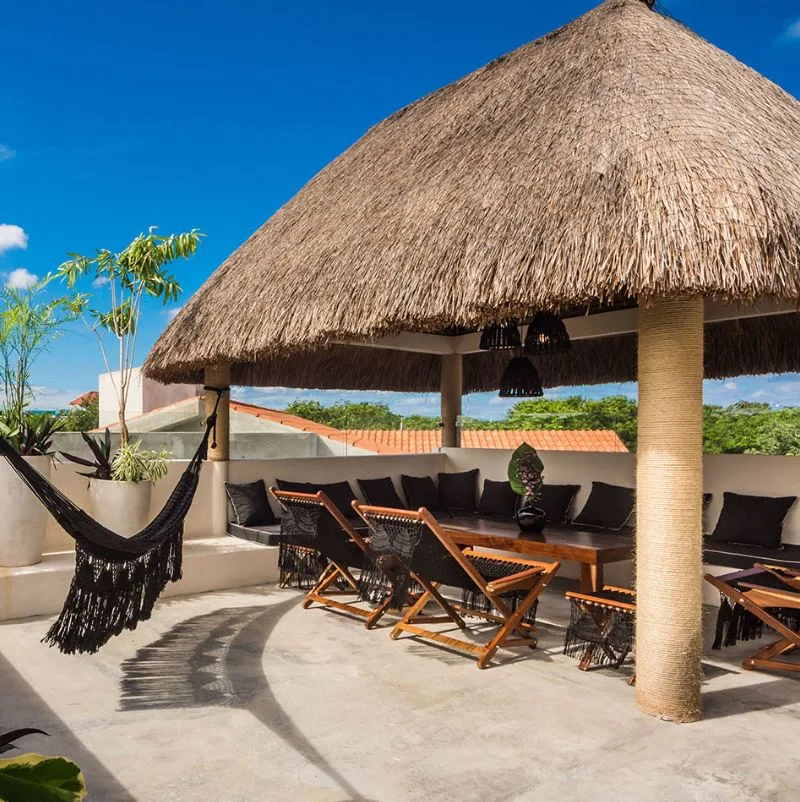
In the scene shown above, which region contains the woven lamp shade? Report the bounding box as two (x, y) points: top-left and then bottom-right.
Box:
(479, 323), (522, 351)
(524, 312), (572, 355)
(499, 357), (544, 397)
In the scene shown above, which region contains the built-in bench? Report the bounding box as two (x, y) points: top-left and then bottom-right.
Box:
(702, 539), (800, 571)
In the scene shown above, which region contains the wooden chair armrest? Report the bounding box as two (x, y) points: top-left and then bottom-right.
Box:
(485, 566), (545, 595)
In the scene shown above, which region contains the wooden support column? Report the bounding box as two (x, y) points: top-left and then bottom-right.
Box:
(440, 353), (462, 448)
(204, 364), (230, 537)
(636, 297), (704, 723)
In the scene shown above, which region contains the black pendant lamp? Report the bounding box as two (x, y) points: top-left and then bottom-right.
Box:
(479, 322), (521, 350)
(523, 312), (571, 355)
(499, 356), (544, 398)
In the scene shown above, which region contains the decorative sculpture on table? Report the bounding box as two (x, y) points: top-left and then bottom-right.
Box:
(508, 443), (546, 533)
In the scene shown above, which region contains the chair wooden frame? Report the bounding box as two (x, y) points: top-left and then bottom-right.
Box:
(705, 564), (800, 674)
(353, 503), (560, 669)
(270, 488), (396, 629)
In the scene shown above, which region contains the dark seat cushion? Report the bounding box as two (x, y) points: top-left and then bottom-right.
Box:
(438, 469), (478, 512)
(357, 477), (407, 509)
(708, 492), (797, 549)
(402, 474), (441, 511)
(477, 479), (518, 518)
(539, 484), (580, 524)
(228, 521), (282, 546)
(225, 480), (277, 526)
(312, 480), (360, 518)
(703, 538), (800, 570)
(275, 479), (314, 494)
(572, 481), (635, 531)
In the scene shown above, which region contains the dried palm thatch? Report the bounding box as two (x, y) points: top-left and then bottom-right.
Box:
(145, 0), (800, 387)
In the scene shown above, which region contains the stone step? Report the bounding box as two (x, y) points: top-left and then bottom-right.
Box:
(0, 537), (278, 621)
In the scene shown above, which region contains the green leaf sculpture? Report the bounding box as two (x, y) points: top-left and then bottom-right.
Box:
(508, 442), (545, 500)
(0, 753), (87, 801)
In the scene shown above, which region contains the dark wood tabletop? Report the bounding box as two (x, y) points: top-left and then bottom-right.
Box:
(440, 514), (635, 592)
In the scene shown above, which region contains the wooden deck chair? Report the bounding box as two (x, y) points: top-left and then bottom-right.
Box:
(270, 489), (396, 629)
(352, 503), (560, 669)
(705, 565), (800, 674)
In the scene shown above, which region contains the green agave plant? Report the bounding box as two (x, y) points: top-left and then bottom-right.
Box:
(110, 440), (170, 483)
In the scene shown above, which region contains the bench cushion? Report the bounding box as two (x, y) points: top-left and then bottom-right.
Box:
(225, 479), (277, 526)
(703, 538), (800, 570)
(402, 474), (442, 511)
(438, 469), (479, 512)
(228, 522), (283, 546)
(540, 484), (580, 524)
(477, 479), (518, 517)
(357, 477), (407, 509)
(572, 481), (635, 530)
(312, 480), (360, 518)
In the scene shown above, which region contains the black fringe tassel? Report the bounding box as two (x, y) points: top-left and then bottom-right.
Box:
(711, 594), (800, 649)
(460, 589), (539, 626)
(43, 533), (183, 655)
(278, 541), (326, 589)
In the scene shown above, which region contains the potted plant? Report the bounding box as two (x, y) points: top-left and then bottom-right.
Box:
(508, 442), (547, 533)
(60, 431), (170, 536)
(0, 285), (77, 566)
(55, 228), (202, 533)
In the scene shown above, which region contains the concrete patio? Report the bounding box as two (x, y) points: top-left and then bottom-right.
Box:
(1, 579), (797, 801)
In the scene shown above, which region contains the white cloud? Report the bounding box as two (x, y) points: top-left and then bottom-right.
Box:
(163, 306), (183, 321)
(0, 146), (14, 162)
(5, 268), (39, 290)
(30, 386), (85, 410)
(0, 224), (28, 256)
(723, 381), (737, 391)
(92, 276), (110, 288)
(784, 19), (800, 40)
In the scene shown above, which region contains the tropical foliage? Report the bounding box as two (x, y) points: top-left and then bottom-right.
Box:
(58, 395), (99, 432)
(56, 228), (203, 447)
(508, 442), (544, 501)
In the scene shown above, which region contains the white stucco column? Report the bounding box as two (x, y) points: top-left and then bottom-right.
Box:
(204, 364), (230, 537)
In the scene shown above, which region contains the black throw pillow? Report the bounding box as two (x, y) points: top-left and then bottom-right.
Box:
(313, 480), (360, 517)
(477, 479), (518, 518)
(438, 469), (478, 512)
(539, 484), (580, 524)
(275, 478), (313, 494)
(710, 492), (796, 549)
(401, 474), (441, 511)
(225, 480), (277, 527)
(572, 481), (635, 530)
(357, 477), (407, 509)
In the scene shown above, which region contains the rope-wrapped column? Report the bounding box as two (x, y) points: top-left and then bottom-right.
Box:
(440, 354), (462, 448)
(636, 297), (704, 722)
(204, 364), (230, 537)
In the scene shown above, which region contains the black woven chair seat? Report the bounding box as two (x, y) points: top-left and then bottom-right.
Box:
(466, 554), (542, 583)
(577, 588), (636, 608)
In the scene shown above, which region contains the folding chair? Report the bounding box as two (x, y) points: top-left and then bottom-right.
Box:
(353, 503), (560, 669)
(564, 586), (636, 673)
(270, 489), (396, 628)
(705, 564), (800, 674)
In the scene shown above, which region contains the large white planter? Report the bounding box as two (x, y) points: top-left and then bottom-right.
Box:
(88, 479), (152, 537)
(0, 455), (51, 567)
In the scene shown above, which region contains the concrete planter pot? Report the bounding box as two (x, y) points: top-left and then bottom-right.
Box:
(88, 478), (152, 537)
(0, 455), (51, 567)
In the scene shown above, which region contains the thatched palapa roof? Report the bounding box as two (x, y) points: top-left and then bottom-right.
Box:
(145, 0), (800, 389)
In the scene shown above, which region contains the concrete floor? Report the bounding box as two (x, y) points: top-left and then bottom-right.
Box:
(0, 579), (798, 801)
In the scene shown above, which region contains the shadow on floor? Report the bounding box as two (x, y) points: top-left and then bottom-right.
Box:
(702, 674), (800, 720)
(119, 596), (375, 801)
(0, 651), (135, 801)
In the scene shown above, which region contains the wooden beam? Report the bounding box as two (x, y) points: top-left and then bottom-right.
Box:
(441, 354), (462, 448)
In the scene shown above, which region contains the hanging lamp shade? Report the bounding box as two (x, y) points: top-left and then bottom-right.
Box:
(524, 312), (572, 355)
(499, 357), (544, 398)
(479, 323), (521, 351)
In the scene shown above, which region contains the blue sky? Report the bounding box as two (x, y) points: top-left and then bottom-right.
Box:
(2, 0), (800, 418)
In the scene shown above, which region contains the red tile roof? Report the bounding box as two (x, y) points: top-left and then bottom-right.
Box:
(69, 391), (99, 407)
(339, 429), (628, 453)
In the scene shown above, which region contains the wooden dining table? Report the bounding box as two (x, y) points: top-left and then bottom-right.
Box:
(439, 515), (635, 593)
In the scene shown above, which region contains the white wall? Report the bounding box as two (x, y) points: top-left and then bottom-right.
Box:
(98, 368), (200, 427)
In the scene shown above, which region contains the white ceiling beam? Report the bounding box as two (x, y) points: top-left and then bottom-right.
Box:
(340, 299), (797, 355)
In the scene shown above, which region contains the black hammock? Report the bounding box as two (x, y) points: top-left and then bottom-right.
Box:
(0, 388), (227, 655)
